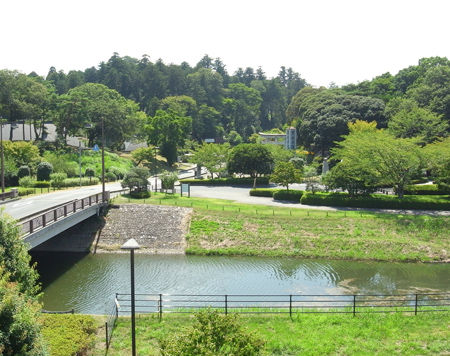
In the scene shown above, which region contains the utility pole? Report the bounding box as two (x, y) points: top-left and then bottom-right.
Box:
(101, 117), (106, 202)
(1, 117), (5, 193)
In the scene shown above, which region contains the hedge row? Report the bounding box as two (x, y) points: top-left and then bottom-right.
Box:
(300, 192), (450, 210)
(180, 177), (270, 186)
(404, 184), (449, 195)
(273, 189), (304, 202)
(249, 188), (278, 197)
(18, 188), (35, 196)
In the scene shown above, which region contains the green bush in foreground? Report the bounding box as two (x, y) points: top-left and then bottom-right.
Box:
(404, 184), (450, 195)
(300, 192), (450, 210)
(18, 187), (35, 196)
(249, 188), (278, 197)
(273, 189), (304, 202)
(41, 314), (96, 356)
(160, 309), (264, 356)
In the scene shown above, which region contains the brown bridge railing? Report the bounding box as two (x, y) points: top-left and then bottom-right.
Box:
(18, 191), (109, 237)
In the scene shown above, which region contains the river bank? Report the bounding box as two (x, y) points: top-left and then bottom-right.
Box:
(110, 195), (449, 263)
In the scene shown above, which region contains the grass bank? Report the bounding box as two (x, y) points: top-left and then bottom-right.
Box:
(112, 194), (449, 262)
(94, 312), (449, 355)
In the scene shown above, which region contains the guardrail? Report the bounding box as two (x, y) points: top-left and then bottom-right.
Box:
(115, 293), (449, 319)
(0, 188), (18, 201)
(18, 191), (110, 237)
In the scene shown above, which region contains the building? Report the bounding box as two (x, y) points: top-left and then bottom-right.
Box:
(258, 127), (297, 150)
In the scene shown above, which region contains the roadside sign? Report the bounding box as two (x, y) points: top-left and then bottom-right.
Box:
(93, 144), (99, 152)
(181, 183), (190, 198)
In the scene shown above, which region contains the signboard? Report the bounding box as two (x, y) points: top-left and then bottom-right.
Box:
(92, 144), (100, 152)
(204, 138), (215, 143)
(181, 183), (190, 197)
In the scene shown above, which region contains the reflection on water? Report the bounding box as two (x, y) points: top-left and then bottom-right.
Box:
(30, 252), (450, 314)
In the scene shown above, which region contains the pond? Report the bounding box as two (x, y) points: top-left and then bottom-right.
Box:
(31, 252), (449, 314)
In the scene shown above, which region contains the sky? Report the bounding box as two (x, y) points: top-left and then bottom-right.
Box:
(1, 0), (449, 87)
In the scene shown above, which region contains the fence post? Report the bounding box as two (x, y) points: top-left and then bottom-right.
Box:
(42, 214), (46, 227)
(159, 294), (163, 321)
(225, 295), (228, 315)
(105, 322), (109, 349)
(54, 209), (57, 222)
(29, 220), (33, 233)
(81, 199), (84, 209)
(289, 295), (292, 318)
(415, 294), (418, 315)
(353, 295), (356, 316)
(73, 201), (76, 212)
(64, 205), (67, 217)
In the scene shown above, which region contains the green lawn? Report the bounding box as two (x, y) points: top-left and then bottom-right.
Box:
(112, 194), (449, 262)
(96, 312), (449, 355)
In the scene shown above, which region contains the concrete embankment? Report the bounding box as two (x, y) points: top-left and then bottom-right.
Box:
(32, 204), (193, 254)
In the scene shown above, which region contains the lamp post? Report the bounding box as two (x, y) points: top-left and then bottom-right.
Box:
(1, 117), (5, 193)
(101, 117), (106, 203)
(153, 146), (159, 192)
(120, 238), (140, 356)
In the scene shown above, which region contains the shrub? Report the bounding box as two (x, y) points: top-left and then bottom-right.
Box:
(404, 184), (449, 195)
(108, 166), (127, 179)
(50, 173), (67, 189)
(105, 171), (117, 182)
(160, 171), (178, 190)
(160, 309), (264, 356)
(181, 177), (270, 186)
(19, 176), (36, 188)
(17, 165), (31, 179)
(18, 187), (35, 196)
(130, 190), (151, 199)
(273, 189), (304, 202)
(85, 167), (95, 178)
(36, 162), (53, 181)
(34, 181), (51, 188)
(249, 188), (279, 197)
(41, 314), (96, 356)
(61, 177), (100, 187)
(300, 192), (450, 210)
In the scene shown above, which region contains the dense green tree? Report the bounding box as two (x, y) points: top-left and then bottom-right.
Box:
(423, 137), (450, 189)
(56, 83), (146, 149)
(271, 161), (302, 190)
(131, 146), (156, 166)
(331, 128), (423, 197)
(145, 109), (192, 165)
(3, 141), (41, 171)
(191, 143), (230, 178)
(121, 167), (150, 192)
(228, 144), (274, 187)
(286, 88), (386, 154)
(186, 68), (224, 109)
(222, 83), (262, 139)
(388, 106), (447, 143)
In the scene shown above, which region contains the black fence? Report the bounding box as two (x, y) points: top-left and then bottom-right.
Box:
(115, 293), (449, 319)
(105, 297), (119, 349)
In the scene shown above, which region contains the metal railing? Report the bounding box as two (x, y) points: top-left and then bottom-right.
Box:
(18, 191), (109, 237)
(106, 296), (120, 349)
(115, 293), (449, 319)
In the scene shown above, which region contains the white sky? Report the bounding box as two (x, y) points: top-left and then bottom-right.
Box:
(1, 0), (449, 87)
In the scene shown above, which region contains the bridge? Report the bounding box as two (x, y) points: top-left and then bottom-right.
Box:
(17, 192), (110, 250)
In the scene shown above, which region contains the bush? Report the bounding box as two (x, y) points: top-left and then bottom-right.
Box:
(105, 171), (117, 182)
(36, 162), (53, 181)
(404, 184), (449, 195)
(160, 171), (178, 190)
(273, 189), (304, 202)
(300, 192), (450, 210)
(108, 166), (127, 179)
(130, 190), (151, 199)
(61, 177), (100, 187)
(19, 176), (36, 188)
(249, 188), (279, 197)
(181, 177), (270, 186)
(34, 181), (51, 188)
(50, 173), (67, 189)
(41, 314), (96, 356)
(17, 165), (31, 178)
(160, 309), (264, 356)
(85, 167), (95, 178)
(18, 187), (35, 196)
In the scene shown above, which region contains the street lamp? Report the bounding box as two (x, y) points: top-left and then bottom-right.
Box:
(153, 146), (159, 192)
(120, 238), (140, 356)
(101, 117), (106, 203)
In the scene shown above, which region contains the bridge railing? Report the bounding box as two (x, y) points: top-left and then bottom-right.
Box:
(19, 191), (110, 237)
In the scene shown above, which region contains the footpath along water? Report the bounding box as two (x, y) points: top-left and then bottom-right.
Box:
(30, 253), (449, 314)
